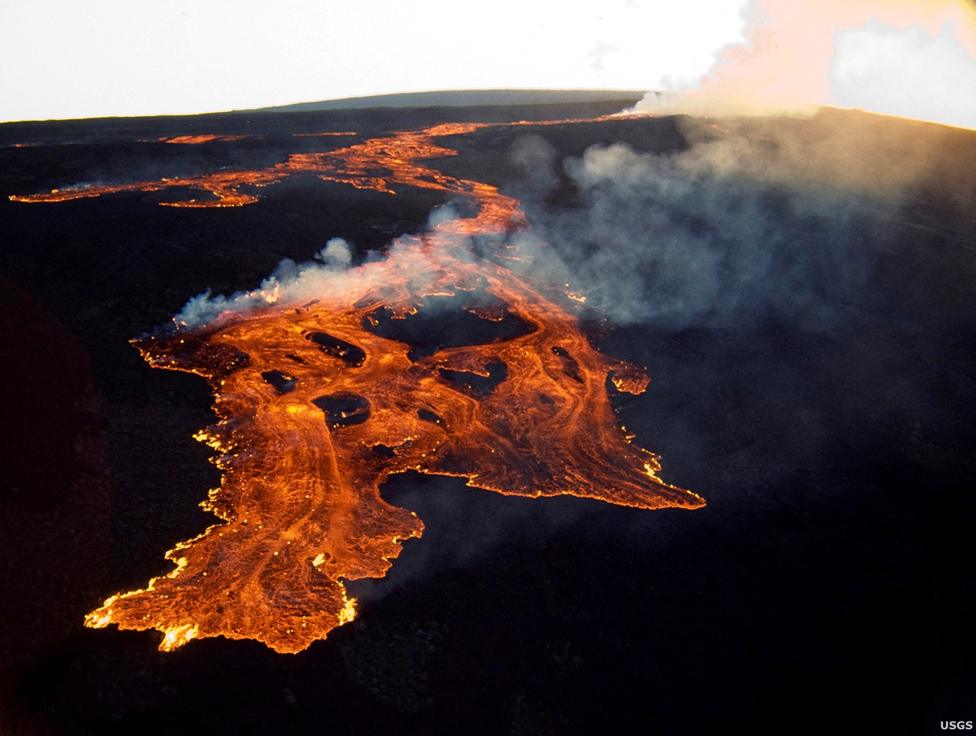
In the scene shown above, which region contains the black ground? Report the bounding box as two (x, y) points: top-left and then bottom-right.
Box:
(0, 99), (973, 735)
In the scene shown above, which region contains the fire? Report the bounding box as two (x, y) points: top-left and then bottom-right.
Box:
(45, 118), (706, 653)
(638, 0), (976, 131)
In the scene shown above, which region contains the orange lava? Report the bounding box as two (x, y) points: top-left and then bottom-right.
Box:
(8, 125), (490, 207)
(8, 117), (622, 208)
(58, 118), (704, 652)
(159, 134), (254, 144)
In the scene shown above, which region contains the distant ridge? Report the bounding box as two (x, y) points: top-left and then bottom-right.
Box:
(256, 89), (646, 113)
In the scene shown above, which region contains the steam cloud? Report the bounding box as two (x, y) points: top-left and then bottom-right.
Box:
(177, 237), (356, 327)
(175, 210), (466, 329)
(634, 0), (976, 129)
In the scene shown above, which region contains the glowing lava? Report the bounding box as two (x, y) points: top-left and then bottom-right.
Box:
(26, 119), (703, 653)
(292, 131), (357, 137)
(8, 119), (621, 208)
(159, 134), (254, 144)
(8, 124), (504, 207)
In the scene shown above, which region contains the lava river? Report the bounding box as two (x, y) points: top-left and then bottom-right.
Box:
(14, 120), (705, 653)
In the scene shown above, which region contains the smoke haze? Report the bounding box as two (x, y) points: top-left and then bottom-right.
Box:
(503, 111), (974, 333)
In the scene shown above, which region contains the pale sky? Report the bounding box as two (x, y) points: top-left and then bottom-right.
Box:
(0, 0), (748, 122)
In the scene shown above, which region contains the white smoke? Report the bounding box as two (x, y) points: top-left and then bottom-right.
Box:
(174, 237), (361, 328)
(173, 206), (472, 330)
(632, 0), (976, 129)
(317, 237), (353, 269)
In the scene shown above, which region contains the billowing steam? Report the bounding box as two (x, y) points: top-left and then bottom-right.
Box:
(175, 214), (462, 329)
(635, 0), (976, 130)
(177, 236), (359, 327)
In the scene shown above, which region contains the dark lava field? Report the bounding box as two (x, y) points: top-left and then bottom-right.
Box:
(1, 97), (974, 734)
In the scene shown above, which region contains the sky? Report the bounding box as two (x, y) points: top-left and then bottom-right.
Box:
(0, 0), (749, 122)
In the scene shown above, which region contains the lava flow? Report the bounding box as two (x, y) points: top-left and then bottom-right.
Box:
(159, 134), (254, 144)
(7, 117), (625, 208)
(7, 124), (499, 207)
(42, 119), (705, 653)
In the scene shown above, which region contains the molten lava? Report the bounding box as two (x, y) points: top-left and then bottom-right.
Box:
(159, 134), (254, 144)
(7, 118), (620, 208)
(19, 119), (703, 652)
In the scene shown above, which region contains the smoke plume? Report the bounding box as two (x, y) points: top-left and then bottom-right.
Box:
(635, 0), (976, 129)
(176, 237), (360, 327)
(174, 208), (469, 329)
(505, 110), (974, 331)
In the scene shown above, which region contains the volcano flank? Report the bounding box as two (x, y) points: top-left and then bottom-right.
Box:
(1, 94), (974, 734)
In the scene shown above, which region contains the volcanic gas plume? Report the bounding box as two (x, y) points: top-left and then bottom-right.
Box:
(14, 121), (703, 653)
(636, 0), (976, 131)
